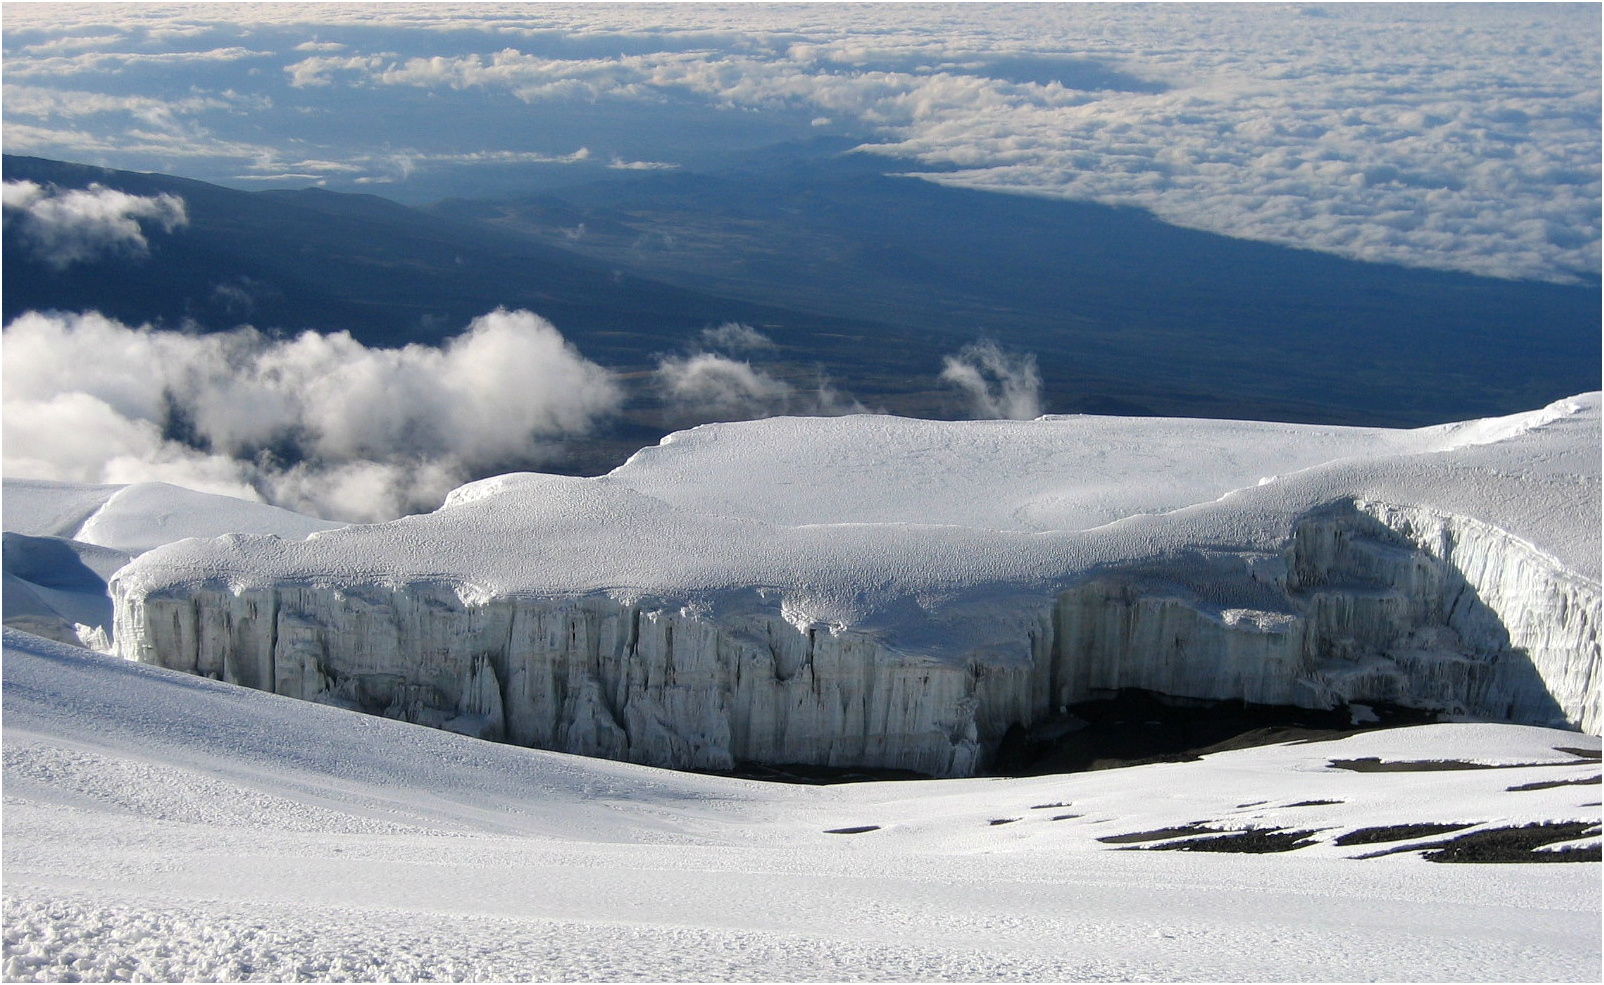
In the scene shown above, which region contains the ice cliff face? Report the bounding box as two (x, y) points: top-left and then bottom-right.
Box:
(110, 400), (1601, 776)
(1049, 500), (1598, 735)
(117, 585), (1038, 776)
(114, 494), (1597, 776)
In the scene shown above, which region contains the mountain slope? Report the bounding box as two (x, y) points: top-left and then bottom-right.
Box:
(434, 144), (1603, 425)
(2, 155), (923, 370)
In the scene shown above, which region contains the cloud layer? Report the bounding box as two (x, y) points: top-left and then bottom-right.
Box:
(2, 181), (187, 268)
(2, 309), (621, 521)
(3, 4), (1597, 281)
(4, 306), (1043, 518)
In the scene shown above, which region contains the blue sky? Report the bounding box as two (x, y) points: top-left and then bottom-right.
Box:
(4, 2), (1599, 282)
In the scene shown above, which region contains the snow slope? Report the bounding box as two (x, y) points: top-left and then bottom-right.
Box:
(111, 396), (1602, 773)
(1, 480), (341, 647)
(4, 628), (1598, 982)
(2, 480), (342, 555)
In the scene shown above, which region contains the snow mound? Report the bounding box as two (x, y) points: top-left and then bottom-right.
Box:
(2, 479), (343, 647)
(72, 481), (344, 554)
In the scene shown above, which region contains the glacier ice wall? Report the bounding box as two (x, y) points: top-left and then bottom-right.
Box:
(114, 498), (1598, 776)
(1048, 500), (1598, 735)
(117, 585), (1041, 777)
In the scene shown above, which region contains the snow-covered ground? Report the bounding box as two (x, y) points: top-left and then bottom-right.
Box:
(3, 628), (1599, 982)
(2, 479), (342, 647)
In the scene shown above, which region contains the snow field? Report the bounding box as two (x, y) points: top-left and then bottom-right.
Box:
(4, 631), (1599, 982)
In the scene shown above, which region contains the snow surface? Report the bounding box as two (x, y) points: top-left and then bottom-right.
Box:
(119, 394), (1601, 616)
(4, 628), (1599, 983)
(2, 480), (343, 555)
(1, 480), (342, 647)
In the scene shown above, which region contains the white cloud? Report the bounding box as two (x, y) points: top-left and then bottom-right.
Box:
(0, 85), (262, 123)
(656, 352), (795, 420)
(698, 322), (775, 352)
(284, 53), (393, 88)
(940, 341), (1041, 421)
(655, 340), (870, 424)
(2, 46), (272, 78)
(328, 7), (1602, 281)
(2, 181), (188, 269)
(2, 122), (254, 163)
(1, 309), (623, 522)
(608, 157), (679, 171)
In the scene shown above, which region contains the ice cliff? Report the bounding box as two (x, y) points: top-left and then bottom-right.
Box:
(112, 396), (1602, 775)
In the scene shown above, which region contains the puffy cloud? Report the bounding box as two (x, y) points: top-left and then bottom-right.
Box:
(698, 322), (775, 352)
(656, 352), (796, 421)
(2, 181), (188, 269)
(940, 341), (1041, 421)
(284, 53), (393, 88)
(1, 309), (623, 522)
(655, 327), (869, 424)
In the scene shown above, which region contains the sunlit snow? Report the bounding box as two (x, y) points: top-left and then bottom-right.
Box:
(3, 630), (1598, 982)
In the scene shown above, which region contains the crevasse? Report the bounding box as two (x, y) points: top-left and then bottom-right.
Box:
(113, 499), (1599, 776)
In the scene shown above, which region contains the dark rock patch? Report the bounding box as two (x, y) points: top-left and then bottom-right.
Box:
(1143, 828), (1318, 854)
(1554, 746), (1602, 761)
(824, 825), (881, 835)
(1355, 822), (1600, 862)
(1098, 824), (1223, 844)
(1508, 775), (1601, 792)
(1335, 822), (1475, 846)
(1422, 822), (1601, 863)
(1331, 757), (1496, 772)
(1329, 757), (1585, 773)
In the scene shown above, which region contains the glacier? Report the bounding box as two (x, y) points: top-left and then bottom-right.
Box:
(111, 396), (1602, 776)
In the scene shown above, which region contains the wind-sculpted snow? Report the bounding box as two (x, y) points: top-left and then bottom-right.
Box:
(113, 395), (1602, 774)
